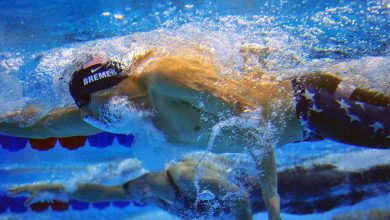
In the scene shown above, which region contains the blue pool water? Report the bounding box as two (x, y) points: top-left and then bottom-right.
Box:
(1, 0), (389, 219)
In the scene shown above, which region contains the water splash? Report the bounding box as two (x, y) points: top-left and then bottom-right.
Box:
(1, 12), (387, 118)
(65, 158), (147, 192)
(83, 96), (156, 136)
(198, 190), (215, 201)
(207, 108), (266, 151)
(0, 54), (27, 114)
(192, 107), (284, 210)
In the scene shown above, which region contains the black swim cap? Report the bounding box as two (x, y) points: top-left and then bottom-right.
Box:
(69, 60), (128, 108)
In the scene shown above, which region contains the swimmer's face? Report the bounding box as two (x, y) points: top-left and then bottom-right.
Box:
(79, 88), (115, 119)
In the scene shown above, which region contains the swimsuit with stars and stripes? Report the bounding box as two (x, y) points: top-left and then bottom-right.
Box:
(290, 73), (390, 149)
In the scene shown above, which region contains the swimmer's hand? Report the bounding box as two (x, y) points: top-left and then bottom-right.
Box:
(8, 184), (65, 206)
(21, 105), (39, 120)
(0, 105), (39, 122)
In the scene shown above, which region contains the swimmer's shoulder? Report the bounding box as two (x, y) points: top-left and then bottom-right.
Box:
(141, 56), (216, 78)
(167, 160), (196, 180)
(167, 161), (197, 194)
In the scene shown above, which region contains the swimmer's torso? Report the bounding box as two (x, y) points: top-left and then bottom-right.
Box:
(113, 57), (303, 151)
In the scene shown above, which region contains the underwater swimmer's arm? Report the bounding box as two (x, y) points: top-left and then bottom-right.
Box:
(0, 107), (101, 138)
(68, 184), (129, 202)
(8, 184), (65, 205)
(9, 183), (129, 205)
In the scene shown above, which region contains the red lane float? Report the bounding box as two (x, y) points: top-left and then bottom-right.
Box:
(51, 200), (69, 211)
(29, 138), (57, 151)
(30, 201), (49, 212)
(58, 136), (87, 150)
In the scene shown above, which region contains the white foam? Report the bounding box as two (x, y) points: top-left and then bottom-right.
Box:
(321, 56), (390, 93)
(82, 96), (157, 137)
(0, 56), (26, 114)
(66, 158), (147, 192)
(2, 16), (386, 122)
(80, 96), (182, 171)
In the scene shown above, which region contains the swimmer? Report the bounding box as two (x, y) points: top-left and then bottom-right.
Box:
(1, 54), (389, 220)
(9, 159), (390, 219)
(9, 160), (253, 220)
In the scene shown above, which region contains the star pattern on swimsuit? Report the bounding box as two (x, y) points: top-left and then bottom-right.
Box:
(337, 98), (350, 112)
(346, 113), (360, 122)
(355, 101), (365, 111)
(303, 89), (316, 102)
(309, 104), (322, 113)
(370, 121), (384, 133)
(299, 116), (310, 128)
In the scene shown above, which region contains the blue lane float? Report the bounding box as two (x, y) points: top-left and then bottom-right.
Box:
(8, 196), (29, 213)
(87, 132), (115, 148)
(112, 201), (131, 208)
(0, 194), (8, 214)
(0, 134), (28, 152)
(116, 134), (135, 148)
(92, 201), (110, 210)
(0, 132), (135, 152)
(2, 196), (138, 213)
(70, 199), (90, 211)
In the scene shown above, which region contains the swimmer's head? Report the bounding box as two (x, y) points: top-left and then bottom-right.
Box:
(69, 55), (128, 108)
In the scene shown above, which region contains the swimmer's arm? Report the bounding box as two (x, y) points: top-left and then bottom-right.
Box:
(144, 58), (247, 116)
(249, 143), (280, 220)
(0, 107), (101, 138)
(9, 183), (129, 205)
(0, 107), (42, 137)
